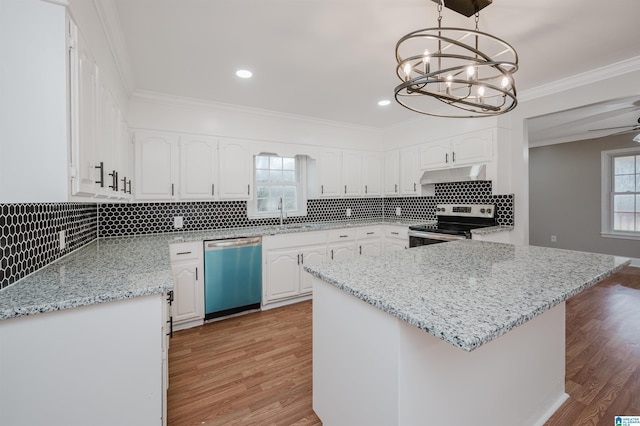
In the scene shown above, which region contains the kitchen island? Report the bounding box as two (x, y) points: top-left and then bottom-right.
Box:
(304, 240), (629, 426)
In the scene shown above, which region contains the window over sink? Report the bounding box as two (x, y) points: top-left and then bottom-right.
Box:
(247, 154), (307, 219)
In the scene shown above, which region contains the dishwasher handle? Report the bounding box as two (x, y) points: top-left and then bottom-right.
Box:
(205, 236), (262, 250)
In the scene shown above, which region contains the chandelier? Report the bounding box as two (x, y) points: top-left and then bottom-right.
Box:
(394, 0), (518, 118)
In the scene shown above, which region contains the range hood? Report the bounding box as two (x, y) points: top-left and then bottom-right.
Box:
(420, 164), (486, 185)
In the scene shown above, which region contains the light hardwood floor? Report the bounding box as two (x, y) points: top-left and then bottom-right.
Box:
(168, 266), (640, 425)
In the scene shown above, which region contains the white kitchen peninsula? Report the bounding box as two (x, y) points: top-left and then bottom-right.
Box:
(305, 240), (629, 426)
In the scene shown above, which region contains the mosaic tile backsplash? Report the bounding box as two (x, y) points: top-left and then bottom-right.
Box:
(0, 203), (97, 289)
(1, 181), (514, 288)
(99, 181), (513, 237)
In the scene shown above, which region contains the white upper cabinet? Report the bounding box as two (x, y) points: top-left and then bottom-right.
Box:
(68, 17), (130, 201)
(179, 135), (218, 200)
(400, 145), (420, 196)
(384, 150), (400, 196)
(362, 152), (382, 197)
(70, 24), (99, 197)
(218, 139), (253, 200)
(451, 129), (494, 166)
(420, 129), (494, 171)
(342, 150), (362, 197)
(134, 131), (179, 200)
(316, 149), (342, 198)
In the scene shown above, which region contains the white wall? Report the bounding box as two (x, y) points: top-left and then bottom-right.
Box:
(0, 0), (69, 203)
(498, 60), (640, 246)
(128, 92), (384, 153)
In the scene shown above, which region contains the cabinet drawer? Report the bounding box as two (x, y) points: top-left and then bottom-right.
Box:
(327, 228), (356, 243)
(356, 226), (381, 239)
(169, 242), (202, 261)
(385, 226), (408, 239)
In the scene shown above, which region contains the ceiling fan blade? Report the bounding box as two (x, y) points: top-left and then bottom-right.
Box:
(588, 124), (636, 132)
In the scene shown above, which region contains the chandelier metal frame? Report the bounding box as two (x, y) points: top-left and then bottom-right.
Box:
(394, 0), (519, 118)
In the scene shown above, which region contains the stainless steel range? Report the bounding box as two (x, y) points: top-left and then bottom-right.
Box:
(408, 204), (497, 247)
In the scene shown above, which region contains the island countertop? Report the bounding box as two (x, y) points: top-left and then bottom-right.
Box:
(304, 240), (630, 351)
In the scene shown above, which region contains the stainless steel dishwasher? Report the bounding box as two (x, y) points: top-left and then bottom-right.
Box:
(204, 236), (262, 320)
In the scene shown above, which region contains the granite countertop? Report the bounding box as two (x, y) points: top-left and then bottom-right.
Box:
(470, 225), (514, 235)
(304, 240), (630, 352)
(0, 219), (418, 321)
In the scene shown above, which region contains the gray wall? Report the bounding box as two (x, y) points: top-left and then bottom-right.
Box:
(529, 133), (640, 260)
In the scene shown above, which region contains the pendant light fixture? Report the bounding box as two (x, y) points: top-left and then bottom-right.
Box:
(394, 0), (519, 118)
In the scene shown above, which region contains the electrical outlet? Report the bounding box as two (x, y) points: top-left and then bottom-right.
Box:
(395, 207), (401, 216)
(346, 208), (352, 217)
(551, 235), (557, 242)
(174, 216), (184, 229)
(59, 230), (66, 250)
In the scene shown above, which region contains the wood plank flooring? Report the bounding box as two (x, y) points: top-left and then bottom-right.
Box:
(168, 266), (640, 426)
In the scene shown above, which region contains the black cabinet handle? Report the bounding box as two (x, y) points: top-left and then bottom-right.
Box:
(171, 183), (174, 196)
(176, 251), (191, 255)
(196, 267), (198, 280)
(391, 231), (399, 235)
(395, 184), (398, 193)
(95, 162), (104, 187)
(344, 185), (347, 194)
(247, 184), (250, 195)
(127, 179), (132, 194)
(359, 245), (362, 255)
(297, 254), (300, 265)
(321, 185), (324, 194)
(121, 176), (127, 193)
(212, 184), (215, 196)
(301, 253), (304, 264)
(108, 170), (118, 191)
(331, 249), (334, 260)
(339, 235), (348, 238)
(452, 151), (456, 162)
(167, 316), (173, 338)
(365, 185), (368, 194)
(414, 182), (417, 192)
(367, 232), (374, 235)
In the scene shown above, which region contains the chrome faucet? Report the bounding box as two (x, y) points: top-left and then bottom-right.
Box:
(278, 197), (284, 225)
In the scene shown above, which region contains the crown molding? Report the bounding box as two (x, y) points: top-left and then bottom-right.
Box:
(92, 0), (135, 96)
(520, 56), (640, 102)
(131, 90), (383, 133)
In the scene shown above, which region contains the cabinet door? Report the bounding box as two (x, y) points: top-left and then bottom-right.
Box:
(385, 239), (408, 252)
(70, 27), (99, 197)
(299, 245), (327, 294)
(134, 131), (179, 200)
(451, 129), (494, 166)
(420, 139), (450, 171)
(218, 139), (252, 200)
(171, 260), (202, 324)
(264, 248), (301, 302)
(328, 242), (356, 261)
(317, 149), (342, 197)
(384, 150), (400, 196)
(400, 146), (420, 195)
(342, 150), (362, 197)
(180, 136), (218, 200)
(358, 239), (382, 257)
(363, 151), (382, 197)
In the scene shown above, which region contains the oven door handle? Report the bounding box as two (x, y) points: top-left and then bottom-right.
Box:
(408, 230), (467, 241)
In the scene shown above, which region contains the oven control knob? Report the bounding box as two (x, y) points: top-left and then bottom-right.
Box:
(480, 208), (486, 213)
(487, 208), (492, 214)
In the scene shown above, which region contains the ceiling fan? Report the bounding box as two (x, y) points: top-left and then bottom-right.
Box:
(588, 117), (640, 140)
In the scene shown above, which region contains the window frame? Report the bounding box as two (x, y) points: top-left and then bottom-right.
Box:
(247, 154), (308, 220)
(601, 146), (640, 240)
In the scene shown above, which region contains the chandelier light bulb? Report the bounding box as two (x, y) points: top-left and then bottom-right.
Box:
(466, 65), (475, 80)
(501, 76), (510, 89)
(477, 86), (485, 102)
(403, 63), (412, 81)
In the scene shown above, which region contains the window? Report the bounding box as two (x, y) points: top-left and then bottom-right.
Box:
(248, 154), (307, 219)
(602, 147), (640, 238)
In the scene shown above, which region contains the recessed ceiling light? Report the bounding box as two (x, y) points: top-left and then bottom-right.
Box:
(378, 100), (391, 106)
(236, 69), (253, 79)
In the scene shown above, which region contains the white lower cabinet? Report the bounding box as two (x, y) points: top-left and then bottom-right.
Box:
(263, 232), (327, 305)
(169, 242), (204, 329)
(0, 294), (168, 426)
(356, 226), (382, 256)
(384, 225), (409, 252)
(327, 229), (356, 261)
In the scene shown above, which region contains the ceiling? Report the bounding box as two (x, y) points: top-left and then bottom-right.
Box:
(110, 0), (640, 134)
